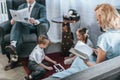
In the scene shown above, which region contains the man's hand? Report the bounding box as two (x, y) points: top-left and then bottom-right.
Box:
(47, 66), (53, 71)
(29, 18), (37, 24)
(10, 18), (15, 25)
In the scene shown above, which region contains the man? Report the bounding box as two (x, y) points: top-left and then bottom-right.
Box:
(5, 0), (49, 70)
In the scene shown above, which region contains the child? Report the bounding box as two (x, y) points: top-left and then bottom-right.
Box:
(24, 35), (57, 80)
(64, 27), (93, 65)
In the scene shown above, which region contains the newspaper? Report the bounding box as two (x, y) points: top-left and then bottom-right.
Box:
(69, 41), (93, 60)
(9, 8), (31, 24)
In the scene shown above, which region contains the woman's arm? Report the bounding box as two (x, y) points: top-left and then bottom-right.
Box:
(85, 47), (106, 66)
(96, 48), (106, 63)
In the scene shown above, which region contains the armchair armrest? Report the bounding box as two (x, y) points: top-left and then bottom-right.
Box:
(36, 22), (50, 37)
(0, 21), (12, 43)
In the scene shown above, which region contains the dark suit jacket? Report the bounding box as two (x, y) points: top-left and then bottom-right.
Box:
(18, 2), (48, 23)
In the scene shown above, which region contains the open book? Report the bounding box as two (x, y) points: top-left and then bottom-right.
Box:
(9, 8), (31, 24)
(69, 41), (93, 60)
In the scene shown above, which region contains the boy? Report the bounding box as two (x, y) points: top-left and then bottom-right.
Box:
(24, 35), (57, 80)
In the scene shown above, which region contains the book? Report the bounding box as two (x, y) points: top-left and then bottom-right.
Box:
(69, 41), (93, 60)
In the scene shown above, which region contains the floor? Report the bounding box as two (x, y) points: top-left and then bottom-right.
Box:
(0, 43), (61, 80)
(0, 51), (27, 80)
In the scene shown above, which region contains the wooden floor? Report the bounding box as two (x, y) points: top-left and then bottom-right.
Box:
(0, 53), (26, 80)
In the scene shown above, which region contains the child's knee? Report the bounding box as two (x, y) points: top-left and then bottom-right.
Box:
(38, 68), (46, 75)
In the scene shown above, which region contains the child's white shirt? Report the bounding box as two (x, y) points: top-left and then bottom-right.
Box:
(29, 45), (45, 64)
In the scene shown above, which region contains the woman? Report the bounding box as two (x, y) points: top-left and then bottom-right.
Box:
(51, 3), (120, 79)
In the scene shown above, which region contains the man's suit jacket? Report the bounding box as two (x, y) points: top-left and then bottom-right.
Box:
(18, 2), (48, 23)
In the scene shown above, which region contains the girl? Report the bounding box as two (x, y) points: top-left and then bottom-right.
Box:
(64, 27), (93, 65)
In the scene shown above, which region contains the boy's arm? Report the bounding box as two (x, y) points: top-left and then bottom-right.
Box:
(39, 63), (53, 70)
(44, 55), (57, 64)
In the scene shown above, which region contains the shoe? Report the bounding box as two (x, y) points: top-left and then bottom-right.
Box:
(24, 76), (29, 80)
(4, 61), (15, 71)
(5, 45), (17, 54)
(24, 76), (32, 80)
(4, 61), (21, 71)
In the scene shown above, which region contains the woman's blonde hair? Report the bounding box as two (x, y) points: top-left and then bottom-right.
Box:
(95, 4), (120, 31)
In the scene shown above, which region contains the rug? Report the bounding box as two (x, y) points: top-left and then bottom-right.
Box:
(21, 52), (70, 80)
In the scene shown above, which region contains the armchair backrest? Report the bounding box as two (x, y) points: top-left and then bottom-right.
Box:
(6, 0), (46, 20)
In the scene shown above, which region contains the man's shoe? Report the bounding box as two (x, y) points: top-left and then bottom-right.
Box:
(5, 45), (17, 54)
(4, 61), (17, 71)
(4, 61), (22, 71)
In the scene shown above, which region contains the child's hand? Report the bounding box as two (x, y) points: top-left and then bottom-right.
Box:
(52, 61), (57, 65)
(47, 66), (53, 70)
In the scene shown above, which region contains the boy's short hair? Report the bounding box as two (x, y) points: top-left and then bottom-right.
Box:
(38, 35), (49, 44)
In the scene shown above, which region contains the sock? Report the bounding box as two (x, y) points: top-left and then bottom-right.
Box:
(11, 54), (18, 62)
(11, 41), (17, 47)
(29, 75), (32, 79)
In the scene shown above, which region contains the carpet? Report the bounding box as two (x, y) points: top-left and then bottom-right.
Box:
(21, 52), (70, 80)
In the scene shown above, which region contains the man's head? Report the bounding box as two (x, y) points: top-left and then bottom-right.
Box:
(38, 35), (50, 49)
(26, 0), (35, 4)
(95, 3), (120, 31)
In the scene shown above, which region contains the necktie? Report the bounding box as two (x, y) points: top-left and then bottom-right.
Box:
(28, 5), (31, 12)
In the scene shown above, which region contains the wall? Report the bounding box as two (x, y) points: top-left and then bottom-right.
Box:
(46, 0), (120, 47)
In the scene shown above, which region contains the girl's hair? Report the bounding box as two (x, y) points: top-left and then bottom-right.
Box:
(77, 27), (89, 43)
(38, 35), (49, 44)
(95, 4), (120, 31)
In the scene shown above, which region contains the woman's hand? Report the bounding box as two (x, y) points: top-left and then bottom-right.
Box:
(93, 48), (98, 56)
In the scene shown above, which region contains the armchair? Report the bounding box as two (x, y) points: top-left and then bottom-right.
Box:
(0, 0), (49, 58)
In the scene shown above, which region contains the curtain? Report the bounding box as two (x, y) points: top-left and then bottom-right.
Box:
(46, 0), (120, 47)
(0, 0), (8, 23)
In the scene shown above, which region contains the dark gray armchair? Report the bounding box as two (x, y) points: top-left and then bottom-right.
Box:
(0, 0), (49, 58)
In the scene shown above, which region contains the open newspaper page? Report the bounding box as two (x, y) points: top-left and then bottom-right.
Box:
(69, 41), (93, 60)
(9, 8), (31, 24)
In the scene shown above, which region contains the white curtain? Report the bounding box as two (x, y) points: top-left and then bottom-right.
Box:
(0, 0), (8, 23)
(46, 0), (120, 47)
